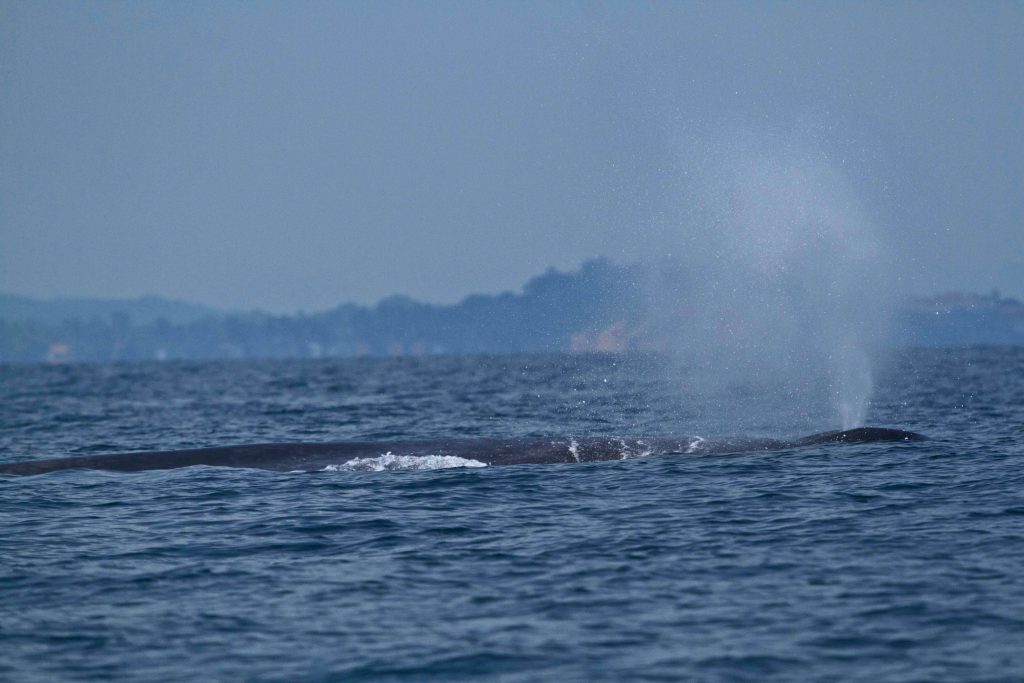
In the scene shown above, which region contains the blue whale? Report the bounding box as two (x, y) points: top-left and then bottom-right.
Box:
(0, 427), (925, 476)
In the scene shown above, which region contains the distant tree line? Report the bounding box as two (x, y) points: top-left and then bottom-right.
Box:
(0, 260), (647, 363)
(1, 259), (1022, 364)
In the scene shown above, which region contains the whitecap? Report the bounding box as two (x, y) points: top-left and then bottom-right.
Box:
(685, 436), (706, 454)
(321, 452), (487, 472)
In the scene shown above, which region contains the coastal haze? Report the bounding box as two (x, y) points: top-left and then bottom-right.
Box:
(2, 1), (1022, 312)
(4, 5), (1024, 682)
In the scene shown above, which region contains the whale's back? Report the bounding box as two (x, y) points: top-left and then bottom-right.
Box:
(796, 427), (927, 445)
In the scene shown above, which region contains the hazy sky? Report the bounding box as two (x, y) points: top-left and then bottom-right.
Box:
(2, 1), (1021, 312)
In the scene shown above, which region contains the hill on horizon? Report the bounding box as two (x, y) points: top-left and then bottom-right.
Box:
(2, 259), (1023, 364)
(0, 293), (222, 327)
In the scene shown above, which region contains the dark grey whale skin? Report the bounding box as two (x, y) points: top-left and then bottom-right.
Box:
(0, 428), (925, 476)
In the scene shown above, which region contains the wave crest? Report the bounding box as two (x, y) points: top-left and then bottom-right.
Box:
(322, 452), (488, 472)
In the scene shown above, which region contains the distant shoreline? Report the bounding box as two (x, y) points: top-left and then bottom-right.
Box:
(2, 260), (1023, 364)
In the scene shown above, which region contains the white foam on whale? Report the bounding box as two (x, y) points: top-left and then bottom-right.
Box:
(568, 438), (581, 462)
(321, 452), (488, 472)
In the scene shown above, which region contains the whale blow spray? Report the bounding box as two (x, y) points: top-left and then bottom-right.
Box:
(653, 132), (894, 431)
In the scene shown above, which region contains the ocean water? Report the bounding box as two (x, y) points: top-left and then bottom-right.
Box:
(1, 348), (1023, 681)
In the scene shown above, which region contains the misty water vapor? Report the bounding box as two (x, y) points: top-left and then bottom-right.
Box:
(651, 133), (895, 432)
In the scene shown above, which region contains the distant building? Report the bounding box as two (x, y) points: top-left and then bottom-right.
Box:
(46, 343), (71, 364)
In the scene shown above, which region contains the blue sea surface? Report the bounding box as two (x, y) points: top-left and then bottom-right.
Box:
(1, 348), (1023, 681)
